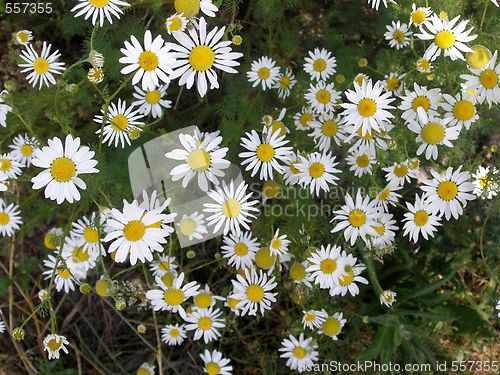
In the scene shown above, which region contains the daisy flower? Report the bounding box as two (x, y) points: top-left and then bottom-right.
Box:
(384, 21), (412, 49)
(149, 255), (178, 277)
(146, 273), (200, 318)
(174, 0), (218, 18)
(402, 194), (442, 242)
(296, 152), (340, 196)
(380, 290), (397, 307)
(239, 126), (293, 181)
(460, 51), (500, 107)
(15, 30), (33, 45)
(268, 228), (290, 257)
(18, 42), (65, 89)
(70, 212), (104, 256)
(184, 306), (225, 343)
(0, 90), (12, 127)
(161, 324), (186, 346)
(275, 67), (297, 99)
(409, 3), (433, 27)
(308, 113), (345, 151)
(374, 183), (402, 211)
(353, 72), (370, 87)
(176, 212), (208, 241)
(407, 108), (459, 160)
(399, 83), (441, 124)
(104, 199), (174, 265)
(200, 350), (232, 375)
(43, 254), (87, 293)
(346, 148), (376, 177)
(302, 309), (327, 330)
(441, 92), (478, 130)
(62, 236), (97, 272)
(318, 312), (346, 341)
(247, 56), (280, 90)
(420, 166), (476, 220)
(472, 166), (498, 199)
(345, 124), (393, 155)
(43, 334), (69, 360)
(0, 199), (22, 237)
(306, 245), (344, 289)
(230, 268), (277, 316)
(31, 134), (99, 204)
(416, 57), (433, 73)
(71, 0), (130, 26)
(329, 252), (368, 297)
(293, 106), (316, 131)
(279, 333), (318, 373)
(94, 99), (145, 148)
(44, 227), (64, 250)
(369, 213), (398, 249)
(0, 153), (23, 179)
(289, 261), (313, 288)
(331, 191), (381, 246)
(165, 131), (230, 191)
(303, 48), (337, 81)
(136, 363), (155, 375)
(341, 79), (395, 136)
(282, 152), (303, 186)
(165, 13), (188, 35)
(132, 84), (171, 119)
(221, 231), (259, 270)
(384, 72), (406, 96)
(119, 30), (176, 91)
(9, 134), (39, 167)
(193, 284), (225, 310)
(415, 14), (477, 61)
(87, 67), (104, 84)
(383, 160), (417, 186)
(168, 18), (243, 97)
(304, 80), (340, 114)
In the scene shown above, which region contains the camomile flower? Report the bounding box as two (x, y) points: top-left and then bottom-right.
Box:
(15, 30), (33, 45)
(345, 124), (393, 155)
(295, 152), (340, 197)
(407, 108), (459, 160)
(306, 244), (344, 289)
(0, 199), (22, 237)
(409, 3), (433, 27)
(380, 290), (397, 307)
(136, 363), (155, 375)
(71, 0), (130, 26)
(184, 306), (225, 343)
(415, 14), (477, 61)
(70, 212), (104, 256)
(9, 134), (39, 167)
(18, 42), (65, 89)
(366, 0), (388, 10)
(279, 333), (318, 373)
(0, 153), (23, 179)
(119, 30), (176, 91)
(0, 172), (8, 192)
(460, 51), (500, 107)
(149, 255), (177, 277)
(146, 272), (200, 318)
(304, 80), (341, 114)
(303, 48), (337, 81)
(384, 21), (412, 49)
(341, 79), (395, 136)
(166, 131), (230, 191)
(289, 261), (314, 288)
(87, 67), (104, 84)
(282, 152), (303, 186)
(308, 113), (345, 151)
(62, 236), (97, 272)
(31, 134), (99, 204)
(0, 90), (12, 127)
(383, 160), (417, 186)
(374, 183), (402, 211)
(416, 57), (433, 73)
(221, 231), (259, 270)
(203, 180), (259, 236)
(318, 312), (346, 341)
(302, 309), (327, 330)
(43, 334), (69, 360)
(268, 228), (290, 257)
(161, 324), (186, 345)
(420, 166), (476, 220)
(383, 72), (406, 96)
(353, 72), (370, 87)
(247, 56), (280, 90)
(165, 13), (188, 35)
(174, 0), (218, 18)
(168, 18), (243, 97)
(331, 191), (380, 246)
(329, 252), (368, 297)
(193, 284), (225, 310)
(293, 106), (316, 131)
(402, 194), (442, 242)
(275, 67), (297, 99)
(200, 350), (232, 375)
(399, 83), (441, 124)
(441, 92), (478, 130)
(472, 166), (498, 199)
(346, 148), (376, 177)
(43, 254), (87, 293)
(230, 268), (277, 316)
(176, 212), (207, 241)
(239, 126), (293, 181)
(132, 84), (171, 119)
(369, 213), (398, 249)
(44, 227), (64, 250)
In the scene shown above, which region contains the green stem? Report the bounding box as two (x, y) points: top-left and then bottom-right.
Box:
(480, 0), (489, 32)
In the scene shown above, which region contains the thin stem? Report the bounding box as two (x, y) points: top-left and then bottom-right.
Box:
(480, 0), (489, 32)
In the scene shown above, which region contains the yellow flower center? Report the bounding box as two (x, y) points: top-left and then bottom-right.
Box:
(246, 284), (264, 302)
(0, 212), (10, 225)
(393, 164), (408, 177)
(89, 0), (110, 7)
(411, 9), (426, 24)
(373, 225), (385, 235)
(289, 262), (306, 281)
(168, 17), (182, 32)
(357, 98), (377, 117)
(315, 89), (331, 104)
(111, 114), (129, 132)
(57, 268), (70, 279)
(412, 96), (430, 111)
(50, 157), (76, 182)
(47, 339), (62, 351)
(313, 58), (327, 72)
(320, 259), (337, 274)
(292, 346), (306, 359)
(290, 161), (301, 175)
(271, 238), (281, 250)
(137, 368), (152, 375)
(414, 210), (429, 226)
(421, 122), (445, 144)
(189, 45), (215, 71)
(466, 45), (491, 69)
(95, 279), (110, 297)
(71, 246), (89, 263)
(161, 272), (175, 287)
(356, 154), (370, 168)
(386, 77), (400, 91)
(453, 100), (475, 121)
(138, 51), (159, 72)
(437, 180), (458, 201)
(322, 120), (337, 136)
(348, 209), (366, 227)
(197, 316), (212, 330)
(0, 159), (11, 172)
(83, 226), (99, 243)
(279, 75), (291, 89)
(392, 30), (405, 43)
(33, 58), (49, 74)
(227, 297), (240, 309)
(257, 67), (270, 80)
(255, 247), (276, 269)
(271, 121), (286, 137)
(187, 148), (211, 172)
(123, 220), (146, 242)
(19, 144), (33, 156)
(305, 312), (316, 322)
(163, 288), (184, 306)
(309, 162), (325, 178)
(17, 31), (29, 43)
(354, 74), (365, 86)
(339, 270), (354, 286)
(256, 143), (275, 162)
(223, 199), (241, 219)
(435, 30), (455, 49)
(145, 90), (161, 105)
(169, 328), (180, 337)
(479, 70), (499, 89)
(378, 189), (390, 201)
(174, 0), (200, 18)
(179, 218), (197, 236)
(322, 317), (340, 336)
(44, 232), (60, 250)
(417, 59), (431, 72)
(234, 242), (249, 256)
(158, 261), (170, 271)
(205, 362), (221, 375)
(194, 293), (212, 309)
(299, 113), (312, 127)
